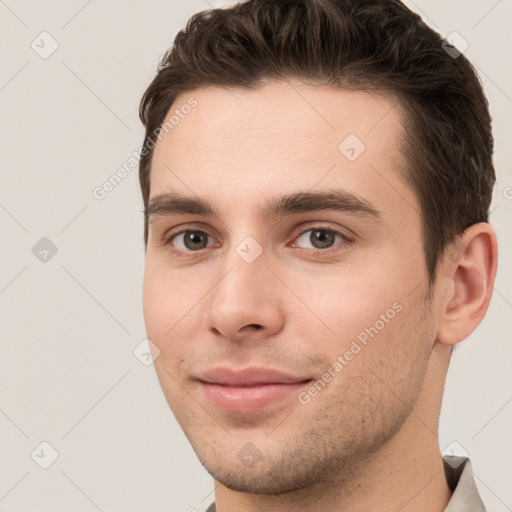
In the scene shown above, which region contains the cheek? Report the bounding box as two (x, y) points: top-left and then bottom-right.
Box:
(142, 262), (190, 353)
(143, 266), (193, 409)
(289, 270), (402, 340)
(142, 260), (217, 380)
(143, 255), (196, 322)
(142, 267), (166, 340)
(288, 262), (425, 376)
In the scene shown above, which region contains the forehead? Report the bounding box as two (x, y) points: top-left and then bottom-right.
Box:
(149, 80), (415, 222)
(154, 80), (405, 158)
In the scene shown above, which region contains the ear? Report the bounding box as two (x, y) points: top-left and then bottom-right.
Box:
(437, 223), (498, 346)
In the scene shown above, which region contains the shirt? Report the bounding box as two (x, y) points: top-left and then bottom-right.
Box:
(205, 456), (485, 512)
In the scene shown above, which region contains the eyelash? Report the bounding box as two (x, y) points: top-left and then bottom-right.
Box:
(163, 223), (353, 258)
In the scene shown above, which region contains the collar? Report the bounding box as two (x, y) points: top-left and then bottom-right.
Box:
(443, 456), (486, 511)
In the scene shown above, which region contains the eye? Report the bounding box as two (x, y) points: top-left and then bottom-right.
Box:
(164, 224), (351, 257)
(292, 227), (348, 250)
(168, 230), (216, 252)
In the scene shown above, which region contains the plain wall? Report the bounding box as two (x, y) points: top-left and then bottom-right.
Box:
(1, 0), (510, 510)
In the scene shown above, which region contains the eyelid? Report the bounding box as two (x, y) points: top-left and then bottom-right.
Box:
(163, 223), (218, 245)
(289, 222), (354, 245)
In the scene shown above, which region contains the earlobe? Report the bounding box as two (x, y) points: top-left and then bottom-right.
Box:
(437, 223), (498, 346)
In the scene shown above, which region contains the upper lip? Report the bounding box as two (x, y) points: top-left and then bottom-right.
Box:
(197, 366), (312, 386)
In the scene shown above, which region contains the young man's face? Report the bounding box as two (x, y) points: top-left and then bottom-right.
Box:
(143, 81), (441, 493)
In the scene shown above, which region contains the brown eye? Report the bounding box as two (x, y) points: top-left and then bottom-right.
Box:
(310, 229), (337, 249)
(169, 230), (212, 251)
(294, 228), (346, 250)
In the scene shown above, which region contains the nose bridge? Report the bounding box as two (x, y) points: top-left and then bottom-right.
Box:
(213, 233), (269, 309)
(206, 231), (284, 337)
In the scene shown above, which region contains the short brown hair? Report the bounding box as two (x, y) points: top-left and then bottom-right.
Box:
(139, 0), (495, 284)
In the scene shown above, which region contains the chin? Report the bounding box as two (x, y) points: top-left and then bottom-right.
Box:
(203, 463), (317, 495)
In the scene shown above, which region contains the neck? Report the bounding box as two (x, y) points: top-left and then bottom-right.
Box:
(212, 342), (453, 512)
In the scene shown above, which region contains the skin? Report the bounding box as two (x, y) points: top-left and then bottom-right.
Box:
(142, 80), (497, 512)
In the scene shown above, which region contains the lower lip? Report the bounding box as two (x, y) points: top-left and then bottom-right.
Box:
(200, 381), (311, 414)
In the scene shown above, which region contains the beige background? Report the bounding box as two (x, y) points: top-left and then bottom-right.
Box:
(1, 0), (511, 510)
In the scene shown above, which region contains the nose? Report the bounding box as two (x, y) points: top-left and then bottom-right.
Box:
(205, 240), (285, 342)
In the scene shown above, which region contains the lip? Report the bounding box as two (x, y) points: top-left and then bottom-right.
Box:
(197, 366), (312, 414)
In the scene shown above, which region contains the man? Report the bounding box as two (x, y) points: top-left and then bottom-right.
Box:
(139, 0), (498, 510)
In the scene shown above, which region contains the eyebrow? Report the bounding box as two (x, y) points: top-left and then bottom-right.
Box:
(146, 188), (382, 224)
